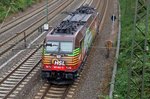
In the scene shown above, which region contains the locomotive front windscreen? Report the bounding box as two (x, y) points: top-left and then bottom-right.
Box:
(45, 41), (73, 54)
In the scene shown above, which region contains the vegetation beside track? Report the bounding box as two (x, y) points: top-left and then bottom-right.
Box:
(114, 0), (150, 98)
(0, 0), (42, 22)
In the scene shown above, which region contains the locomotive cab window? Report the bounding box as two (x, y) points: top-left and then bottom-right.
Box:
(45, 41), (73, 54)
(45, 41), (59, 53)
(60, 42), (73, 53)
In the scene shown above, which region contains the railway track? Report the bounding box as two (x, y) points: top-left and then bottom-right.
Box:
(0, 0), (75, 69)
(34, 63), (84, 99)
(0, 0), (55, 35)
(0, 45), (42, 98)
(34, 84), (70, 99)
(73, 0), (116, 98)
(0, 0), (87, 98)
(0, 0), (58, 42)
(0, 0), (112, 98)
(0, 0), (73, 57)
(32, 0), (107, 99)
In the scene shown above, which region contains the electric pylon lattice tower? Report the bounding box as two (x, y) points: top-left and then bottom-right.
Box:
(127, 0), (150, 99)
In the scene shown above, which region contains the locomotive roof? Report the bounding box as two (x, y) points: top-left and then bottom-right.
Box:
(63, 14), (92, 22)
(46, 6), (96, 41)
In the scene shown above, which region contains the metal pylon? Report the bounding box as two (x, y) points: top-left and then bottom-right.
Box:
(127, 0), (150, 99)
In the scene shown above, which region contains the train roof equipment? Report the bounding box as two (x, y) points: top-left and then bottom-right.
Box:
(48, 6), (96, 36)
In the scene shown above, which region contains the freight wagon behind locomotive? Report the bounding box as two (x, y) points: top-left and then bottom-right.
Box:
(41, 5), (100, 84)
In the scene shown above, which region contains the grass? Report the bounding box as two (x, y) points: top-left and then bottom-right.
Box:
(0, 0), (42, 22)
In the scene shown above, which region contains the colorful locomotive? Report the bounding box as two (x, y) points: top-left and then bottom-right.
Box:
(41, 5), (100, 84)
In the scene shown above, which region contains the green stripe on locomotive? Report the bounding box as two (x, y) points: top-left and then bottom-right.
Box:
(68, 48), (81, 56)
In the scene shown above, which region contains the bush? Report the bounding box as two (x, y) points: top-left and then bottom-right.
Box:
(114, 0), (150, 98)
(0, 0), (39, 22)
(0, 4), (7, 22)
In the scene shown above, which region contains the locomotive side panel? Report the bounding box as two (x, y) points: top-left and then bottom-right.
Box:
(79, 14), (99, 56)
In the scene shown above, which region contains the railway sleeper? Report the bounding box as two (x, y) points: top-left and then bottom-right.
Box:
(9, 75), (24, 78)
(3, 81), (17, 84)
(0, 87), (12, 90)
(6, 78), (21, 81)
(1, 84), (14, 87)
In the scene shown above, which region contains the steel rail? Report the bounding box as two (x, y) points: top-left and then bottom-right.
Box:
(61, 85), (72, 99)
(0, 0), (76, 70)
(95, 0), (100, 9)
(4, 59), (41, 99)
(64, 0), (110, 98)
(0, 0), (74, 57)
(35, 84), (70, 99)
(0, 0), (56, 35)
(34, 0), (106, 99)
(0, 45), (42, 84)
(39, 84), (51, 99)
(0, 0), (77, 98)
(0, 0), (69, 47)
(0, 44), (42, 98)
(0, 0), (99, 98)
(98, 0), (109, 33)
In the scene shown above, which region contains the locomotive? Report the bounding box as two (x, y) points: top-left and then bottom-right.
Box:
(41, 5), (100, 84)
